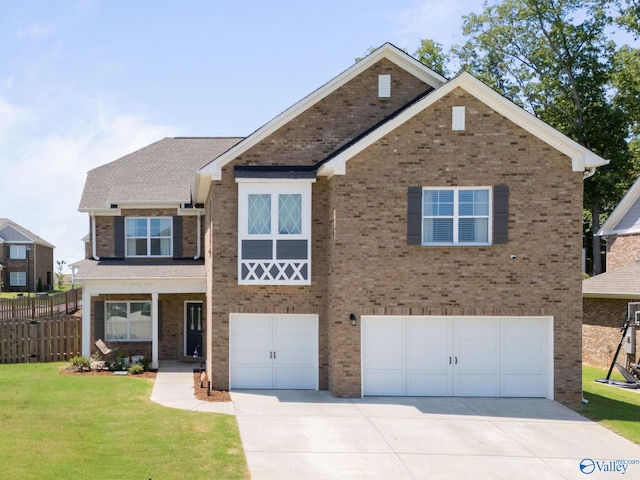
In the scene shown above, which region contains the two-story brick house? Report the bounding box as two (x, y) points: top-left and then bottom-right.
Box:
(75, 44), (607, 405)
(0, 218), (55, 292)
(583, 175), (640, 368)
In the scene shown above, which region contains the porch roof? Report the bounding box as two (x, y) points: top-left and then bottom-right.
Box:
(583, 261), (640, 298)
(72, 259), (206, 281)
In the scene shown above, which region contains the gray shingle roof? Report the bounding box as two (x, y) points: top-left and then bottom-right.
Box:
(583, 261), (640, 298)
(79, 137), (243, 210)
(72, 259), (205, 280)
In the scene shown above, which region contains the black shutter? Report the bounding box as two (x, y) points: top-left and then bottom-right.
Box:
(493, 185), (509, 244)
(173, 216), (183, 258)
(94, 301), (105, 341)
(114, 217), (125, 258)
(407, 186), (423, 245)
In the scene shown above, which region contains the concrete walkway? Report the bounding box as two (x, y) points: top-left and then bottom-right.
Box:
(150, 360), (233, 414)
(151, 363), (640, 479)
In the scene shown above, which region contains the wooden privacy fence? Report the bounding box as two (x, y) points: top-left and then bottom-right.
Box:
(0, 315), (82, 364)
(0, 289), (81, 320)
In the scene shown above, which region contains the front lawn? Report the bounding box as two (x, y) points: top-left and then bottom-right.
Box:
(0, 363), (249, 480)
(580, 364), (640, 444)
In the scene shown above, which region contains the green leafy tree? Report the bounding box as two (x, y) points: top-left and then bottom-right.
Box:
(441, 0), (638, 274)
(55, 259), (67, 290)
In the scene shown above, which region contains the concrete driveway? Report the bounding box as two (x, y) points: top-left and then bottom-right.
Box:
(231, 390), (640, 480)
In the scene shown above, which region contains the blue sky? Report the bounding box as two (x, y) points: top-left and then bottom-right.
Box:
(1, 0), (497, 266)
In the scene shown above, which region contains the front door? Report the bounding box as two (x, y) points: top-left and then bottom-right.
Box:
(185, 302), (204, 358)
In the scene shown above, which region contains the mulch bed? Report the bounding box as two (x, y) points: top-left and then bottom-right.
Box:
(59, 366), (231, 402)
(193, 371), (231, 402)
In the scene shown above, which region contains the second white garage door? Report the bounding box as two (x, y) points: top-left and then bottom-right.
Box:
(229, 313), (318, 390)
(362, 316), (552, 398)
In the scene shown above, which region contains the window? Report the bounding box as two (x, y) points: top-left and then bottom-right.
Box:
(105, 301), (152, 341)
(10, 272), (26, 287)
(422, 188), (491, 245)
(9, 245), (27, 259)
(125, 217), (172, 257)
(239, 182), (312, 285)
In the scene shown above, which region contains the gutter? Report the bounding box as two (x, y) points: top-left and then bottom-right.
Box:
(583, 166), (597, 179)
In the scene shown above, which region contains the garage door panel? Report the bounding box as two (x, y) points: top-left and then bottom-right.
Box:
(362, 317), (406, 395)
(406, 317), (452, 396)
(230, 314), (318, 390)
(362, 316), (551, 398)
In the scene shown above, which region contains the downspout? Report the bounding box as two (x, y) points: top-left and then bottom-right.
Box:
(32, 242), (36, 291)
(194, 212), (201, 260)
(91, 213), (100, 260)
(583, 166), (596, 179)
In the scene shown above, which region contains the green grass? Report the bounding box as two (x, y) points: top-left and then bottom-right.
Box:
(580, 365), (640, 444)
(0, 363), (249, 480)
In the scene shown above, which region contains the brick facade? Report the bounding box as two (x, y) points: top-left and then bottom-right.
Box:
(206, 61), (585, 406)
(1, 242), (53, 292)
(606, 234), (640, 272)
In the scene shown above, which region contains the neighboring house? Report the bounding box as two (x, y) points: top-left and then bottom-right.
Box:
(0, 218), (55, 292)
(583, 176), (640, 368)
(74, 43), (607, 406)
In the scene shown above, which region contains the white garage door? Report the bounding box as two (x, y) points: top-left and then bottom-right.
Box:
(229, 314), (318, 390)
(362, 316), (552, 398)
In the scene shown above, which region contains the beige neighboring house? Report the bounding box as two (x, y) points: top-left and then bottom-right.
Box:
(583, 176), (640, 368)
(74, 43), (608, 406)
(0, 218), (55, 292)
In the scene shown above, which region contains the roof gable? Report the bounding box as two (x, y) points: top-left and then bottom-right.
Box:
(0, 218), (55, 248)
(598, 176), (640, 236)
(319, 72), (609, 177)
(197, 43), (447, 187)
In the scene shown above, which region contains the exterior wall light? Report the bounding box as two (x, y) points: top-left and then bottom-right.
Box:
(349, 313), (357, 326)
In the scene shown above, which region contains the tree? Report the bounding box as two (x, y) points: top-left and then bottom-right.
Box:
(55, 259), (67, 291)
(414, 39), (451, 77)
(444, 0), (638, 275)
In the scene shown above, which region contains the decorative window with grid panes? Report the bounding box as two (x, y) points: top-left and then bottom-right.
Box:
(237, 181), (312, 285)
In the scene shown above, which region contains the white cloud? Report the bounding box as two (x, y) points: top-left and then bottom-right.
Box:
(0, 96), (31, 136)
(1, 107), (176, 266)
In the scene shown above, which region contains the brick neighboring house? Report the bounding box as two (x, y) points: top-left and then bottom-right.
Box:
(0, 218), (55, 292)
(583, 176), (640, 368)
(74, 44), (607, 406)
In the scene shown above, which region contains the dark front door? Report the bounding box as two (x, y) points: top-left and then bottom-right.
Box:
(185, 302), (204, 358)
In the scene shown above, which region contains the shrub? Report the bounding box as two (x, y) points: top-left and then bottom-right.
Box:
(128, 364), (145, 375)
(70, 356), (90, 372)
(137, 356), (150, 371)
(109, 352), (127, 372)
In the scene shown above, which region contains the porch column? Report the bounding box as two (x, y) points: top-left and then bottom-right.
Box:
(81, 288), (92, 358)
(151, 292), (159, 369)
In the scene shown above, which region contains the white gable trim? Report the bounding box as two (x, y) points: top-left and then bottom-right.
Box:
(197, 43), (446, 183)
(318, 72), (609, 177)
(597, 176), (640, 236)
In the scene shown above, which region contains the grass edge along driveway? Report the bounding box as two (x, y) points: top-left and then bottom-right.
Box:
(0, 362), (249, 480)
(580, 364), (640, 444)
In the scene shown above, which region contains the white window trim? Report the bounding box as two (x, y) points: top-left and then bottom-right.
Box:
(10, 271), (26, 286)
(422, 186), (492, 246)
(105, 301), (152, 342)
(125, 217), (173, 258)
(237, 181), (313, 285)
(9, 245), (27, 259)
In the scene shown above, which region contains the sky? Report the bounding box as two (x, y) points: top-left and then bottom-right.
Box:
(1, 0), (506, 267)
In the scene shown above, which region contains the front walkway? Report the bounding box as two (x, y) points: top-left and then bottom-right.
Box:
(150, 360), (233, 414)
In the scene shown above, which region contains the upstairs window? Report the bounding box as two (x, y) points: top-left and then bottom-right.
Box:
(9, 245), (27, 259)
(125, 217), (172, 257)
(422, 188), (490, 245)
(239, 182), (312, 285)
